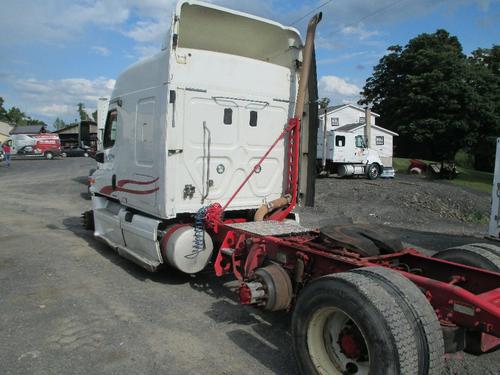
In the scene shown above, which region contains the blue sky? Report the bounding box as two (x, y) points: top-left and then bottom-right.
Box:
(0, 0), (498, 127)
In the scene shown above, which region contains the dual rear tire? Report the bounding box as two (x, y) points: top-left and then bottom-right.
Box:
(292, 267), (444, 375)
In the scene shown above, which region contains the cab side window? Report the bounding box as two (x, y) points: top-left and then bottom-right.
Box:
(355, 135), (366, 148)
(103, 110), (118, 149)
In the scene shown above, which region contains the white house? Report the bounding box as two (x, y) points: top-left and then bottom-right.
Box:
(318, 104), (398, 166)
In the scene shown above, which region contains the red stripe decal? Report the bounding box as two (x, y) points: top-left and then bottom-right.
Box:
(117, 177), (159, 187)
(99, 176), (160, 196)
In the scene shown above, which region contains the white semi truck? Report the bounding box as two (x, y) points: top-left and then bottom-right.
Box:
(88, 0), (303, 273)
(317, 127), (387, 179)
(84, 3), (500, 374)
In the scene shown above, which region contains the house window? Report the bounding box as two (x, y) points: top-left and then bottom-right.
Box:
(331, 117), (339, 126)
(359, 116), (365, 124)
(376, 136), (384, 145)
(335, 135), (345, 147)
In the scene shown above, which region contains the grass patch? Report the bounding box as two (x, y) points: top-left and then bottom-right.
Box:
(393, 157), (493, 194)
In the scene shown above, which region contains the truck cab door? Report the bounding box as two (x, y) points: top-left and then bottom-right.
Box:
(92, 108), (118, 195)
(353, 135), (368, 163)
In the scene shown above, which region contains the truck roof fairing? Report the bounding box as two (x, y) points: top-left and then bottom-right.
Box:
(175, 0), (303, 67)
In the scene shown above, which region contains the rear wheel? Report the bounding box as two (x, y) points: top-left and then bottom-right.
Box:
(433, 243), (500, 272)
(292, 272), (418, 375)
(83, 152), (89, 157)
(45, 151), (53, 160)
(366, 163), (380, 180)
(61, 152), (67, 157)
(351, 267), (444, 375)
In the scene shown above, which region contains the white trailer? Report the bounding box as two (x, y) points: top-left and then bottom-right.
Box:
(317, 128), (389, 179)
(88, 0), (303, 272)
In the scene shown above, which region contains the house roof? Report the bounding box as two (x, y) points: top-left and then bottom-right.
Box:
(336, 122), (398, 136)
(10, 124), (46, 135)
(53, 122), (98, 134)
(0, 121), (13, 136)
(322, 104), (380, 117)
(52, 124), (79, 134)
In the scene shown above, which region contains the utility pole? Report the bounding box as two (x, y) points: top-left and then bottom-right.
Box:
(365, 106), (371, 148)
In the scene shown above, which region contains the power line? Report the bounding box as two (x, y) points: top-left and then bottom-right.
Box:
(290, 0), (334, 26)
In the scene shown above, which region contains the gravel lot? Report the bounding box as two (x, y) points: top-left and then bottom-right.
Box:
(0, 158), (498, 374)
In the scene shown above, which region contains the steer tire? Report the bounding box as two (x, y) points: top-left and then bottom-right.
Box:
(433, 244), (500, 272)
(351, 267), (444, 375)
(292, 272), (418, 375)
(366, 163), (380, 180)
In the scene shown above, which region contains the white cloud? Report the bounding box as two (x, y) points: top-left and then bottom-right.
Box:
(134, 45), (161, 60)
(0, 1), (129, 45)
(37, 104), (73, 116)
(317, 51), (367, 65)
(91, 46), (111, 56)
(341, 24), (380, 41)
(125, 20), (167, 43)
(13, 77), (115, 121)
(319, 75), (362, 103)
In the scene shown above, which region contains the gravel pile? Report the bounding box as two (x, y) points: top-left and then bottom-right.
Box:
(298, 174), (490, 235)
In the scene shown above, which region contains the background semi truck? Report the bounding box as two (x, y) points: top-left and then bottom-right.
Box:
(84, 1), (500, 374)
(316, 110), (395, 179)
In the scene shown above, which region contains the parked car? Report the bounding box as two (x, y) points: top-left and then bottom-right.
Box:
(61, 146), (91, 158)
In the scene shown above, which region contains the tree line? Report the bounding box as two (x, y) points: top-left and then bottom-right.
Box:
(0, 97), (98, 131)
(0, 97), (46, 126)
(359, 29), (499, 171)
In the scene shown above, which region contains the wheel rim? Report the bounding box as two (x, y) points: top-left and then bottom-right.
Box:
(369, 166), (378, 178)
(307, 307), (370, 375)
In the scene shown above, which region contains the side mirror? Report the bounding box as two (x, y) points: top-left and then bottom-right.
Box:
(95, 152), (105, 163)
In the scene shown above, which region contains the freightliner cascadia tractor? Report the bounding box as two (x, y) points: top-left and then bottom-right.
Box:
(84, 1), (500, 374)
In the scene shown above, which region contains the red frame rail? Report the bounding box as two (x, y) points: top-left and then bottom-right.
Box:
(206, 220), (500, 342)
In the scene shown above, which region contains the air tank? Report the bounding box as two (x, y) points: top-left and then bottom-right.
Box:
(161, 226), (213, 274)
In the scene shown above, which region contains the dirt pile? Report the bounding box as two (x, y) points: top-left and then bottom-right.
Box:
(299, 174), (490, 235)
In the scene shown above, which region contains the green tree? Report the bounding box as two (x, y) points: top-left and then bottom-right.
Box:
(359, 30), (470, 161)
(6, 107), (27, 125)
(464, 45), (500, 170)
(0, 97), (8, 121)
(53, 117), (67, 130)
(77, 103), (90, 121)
